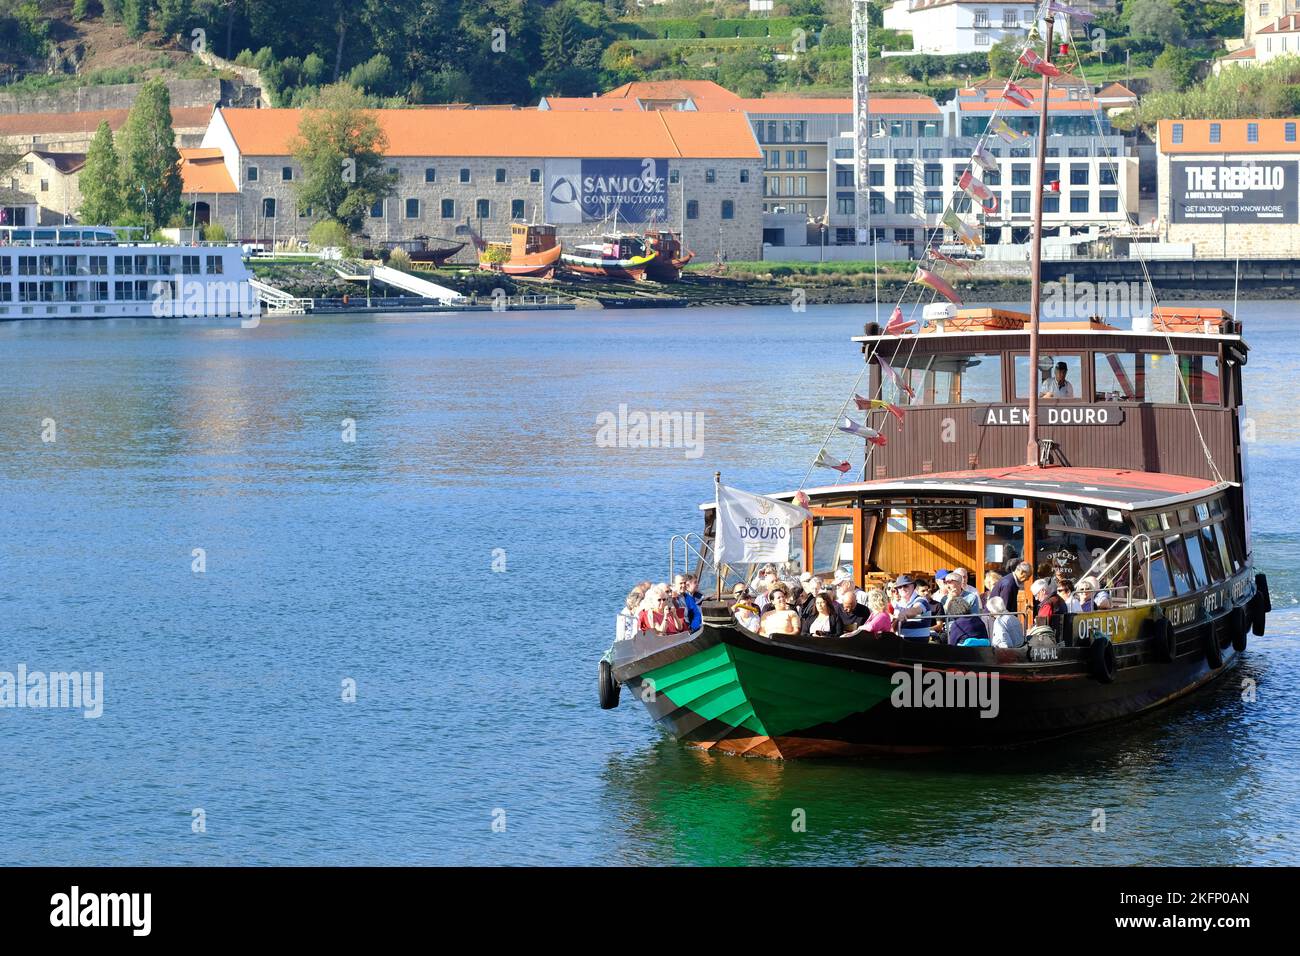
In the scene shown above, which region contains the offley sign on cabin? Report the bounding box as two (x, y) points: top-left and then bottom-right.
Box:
(974, 406), (1126, 426)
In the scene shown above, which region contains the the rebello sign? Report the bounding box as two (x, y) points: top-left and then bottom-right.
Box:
(1171, 160), (1299, 224)
(545, 158), (668, 224)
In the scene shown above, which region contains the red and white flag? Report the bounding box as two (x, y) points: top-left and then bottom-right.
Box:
(914, 266), (964, 306)
(813, 449), (853, 474)
(929, 245), (974, 272)
(884, 305), (916, 335)
(876, 354), (916, 399)
(1019, 48), (1062, 78)
(1003, 81), (1034, 109)
(959, 170), (999, 214)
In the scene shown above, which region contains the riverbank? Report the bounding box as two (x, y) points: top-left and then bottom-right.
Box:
(250, 258), (1299, 312)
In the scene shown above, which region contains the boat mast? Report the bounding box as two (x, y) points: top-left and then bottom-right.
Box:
(1026, 12), (1056, 467)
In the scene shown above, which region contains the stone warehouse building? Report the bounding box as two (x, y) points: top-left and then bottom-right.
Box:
(193, 107), (764, 261)
(1156, 118), (1300, 257)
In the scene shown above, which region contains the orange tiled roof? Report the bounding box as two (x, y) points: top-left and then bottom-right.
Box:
(1158, 118), (1300, 153)
(600, 80), (739, 101)
(179, 147), (237, 194)
(1257, 14), (1300, 33)
(1220, 46), (1257, 61)
(217, 108), (761, 159)
(539, 97), (642, 111)
(1096, 82), (1137, 99)
(0, 106), (212, 138)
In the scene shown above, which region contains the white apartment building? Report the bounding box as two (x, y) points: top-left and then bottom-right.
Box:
(883, 0), (1039, 55)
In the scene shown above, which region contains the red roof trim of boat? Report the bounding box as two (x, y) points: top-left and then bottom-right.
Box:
(875, 465), (1216, 496)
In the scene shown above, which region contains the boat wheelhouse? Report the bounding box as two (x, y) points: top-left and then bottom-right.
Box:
(480, 222), (562, 278)
(0, 225), (259, 322)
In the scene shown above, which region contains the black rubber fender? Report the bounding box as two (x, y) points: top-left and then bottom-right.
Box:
(1090, 636), (1117, 683)
(1204, 624), (1225, 669)
(1147, 616), (1177, 663)
(598, 659), (619, 710)
(1233, 606), (1249, 654)
(1251, 573), (1270, 637)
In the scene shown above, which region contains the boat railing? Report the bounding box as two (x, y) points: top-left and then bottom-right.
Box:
(669, 532), (711, 585)
(1079, 533), (1152, 608)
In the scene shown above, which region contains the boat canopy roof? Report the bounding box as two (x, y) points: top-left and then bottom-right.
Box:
(702, 466), (1234, 513)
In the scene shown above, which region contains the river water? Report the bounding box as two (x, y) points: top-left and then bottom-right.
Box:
(0, 303), (1295, 865)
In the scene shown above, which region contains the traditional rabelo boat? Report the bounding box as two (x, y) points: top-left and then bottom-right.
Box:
(560, 233), (656, 281)
(596, 9), (1272, 758)
(479, 222), (563, 278)
(642, 230), (694, 282)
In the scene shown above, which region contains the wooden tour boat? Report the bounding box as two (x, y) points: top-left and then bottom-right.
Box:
(596, 12), (1272, 758)
(561, 233), (656, 281)
(643, 230), (694, 282)
(479, 222), (562, 278)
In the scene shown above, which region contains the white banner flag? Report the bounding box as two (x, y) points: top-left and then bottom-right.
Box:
(714, 485), (811, 568)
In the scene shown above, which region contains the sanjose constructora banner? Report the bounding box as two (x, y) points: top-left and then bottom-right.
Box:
(1171, 159), (1300, 224)
(545, 158), (668, 224)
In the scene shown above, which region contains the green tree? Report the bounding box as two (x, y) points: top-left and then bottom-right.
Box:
(988, 35), (1020, 77)
(1124, 0), (1185, 47)
(1151, 46), (1198, 93)
(122, 0), (150, 37)
(120, 79), (183, 229)
(78, 121), (125, 225)
(290, 82), (394, 233)
(156, 0), (193, 35)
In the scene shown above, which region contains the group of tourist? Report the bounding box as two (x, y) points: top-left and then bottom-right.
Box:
(615, 575), (704, 641)
(614, 561), (1112, 650)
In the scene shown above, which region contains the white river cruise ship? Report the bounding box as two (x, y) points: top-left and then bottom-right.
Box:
(0, 226), (260, 322)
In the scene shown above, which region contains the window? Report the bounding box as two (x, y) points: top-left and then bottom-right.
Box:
(530, 168), (541, 183)
(974, 8), (990, 27)
(786, 151), (795, 168)
(370, 200), (384, 218)
(1100, 193), (1119, 213)
(206, 255), (223, 275)
(837, 192), (856, 215)
(1288, 123), (1298, 143)
(495, 168), (506, 183)
(1199, 525), (1226, 583)
(895, 166), (913, 187)
(459, 168), (471, 183)
(425, 168), (436, 183)
(1169, 122), (1183, 144)
(869, 166), (884, 187)
(1011, 165), (1030, 186)
(182, 255), (200, 275)
(894, 193), (913, 214)
(441, 198), (455, 218)
(1143, 354), (1221, 405)
(475, 198), (490, 219)
(924, 192), (943, 214)
(1044, 195), (1060, 214)
(705, 168), (716, 184)
(1163, 535), (1196, 595)
(1070, 165), (1089, 186)
(1182, 533), (1209, 591)
(880, 353), (1003, 406)
(798, 150), (808, 169)
(282, 166), (293, 181)
(1002, 8), (1019, 27)
(246, 166), (258, 182)
(1012, 192), (1031, 214)
(767, 177), (780, 197)
(686, 200), (698, 220)
(740, 169), (750, 184)
(1094, 352), (1139, 401)
(1209, 123), (1221, 144)
(1015, 353), (1082, 400)
(262, 198), (276, 218)
(405, 198), (420, 219)
(1070, 195), (1089, 213)
(796, 177), (807, 196)
(924, 165), (943, 188)
(669, 169), (679, 184)
(836, 168), (854, 188)
(511, 199), (525, 219)
(1247, 123), (1259, 144)
(836, 228), (856, 245)
(721, 200), (734, 220)
(975, 33), (990, 47)
(39, 179), (48, 192)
